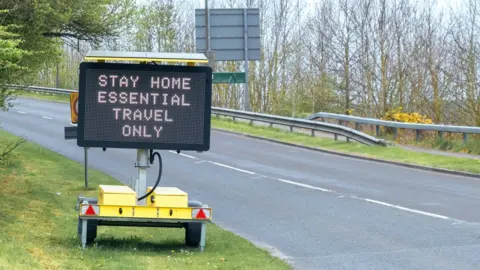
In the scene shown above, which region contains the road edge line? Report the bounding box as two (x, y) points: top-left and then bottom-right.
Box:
(211, 128), (480, 179)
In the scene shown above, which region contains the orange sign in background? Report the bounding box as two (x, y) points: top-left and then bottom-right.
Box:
(70, 92), (79, 124)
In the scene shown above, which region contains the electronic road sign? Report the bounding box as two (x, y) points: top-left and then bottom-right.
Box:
(76, 62), (212, 151)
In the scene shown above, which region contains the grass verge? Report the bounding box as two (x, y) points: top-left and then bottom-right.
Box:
(0, 129), (291, 270)
(13, 90), (480, 174)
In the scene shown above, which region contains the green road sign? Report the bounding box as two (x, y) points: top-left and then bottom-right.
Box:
(213, 72), (246, 84)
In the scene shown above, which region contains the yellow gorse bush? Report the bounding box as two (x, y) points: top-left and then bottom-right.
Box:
(381, 107), (433, 124)
(379, 107), (434, 138)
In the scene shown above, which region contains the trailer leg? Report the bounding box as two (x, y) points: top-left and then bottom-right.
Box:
(200, 222), (207, 252)
(81, 219), (87, 249)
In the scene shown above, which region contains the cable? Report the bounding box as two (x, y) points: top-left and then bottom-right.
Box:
(137, 150), (162, 201)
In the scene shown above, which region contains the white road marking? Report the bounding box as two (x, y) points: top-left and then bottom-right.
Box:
(42, 116), (53, 120)
(179, 153), (196, 159)
(168, 150), (196, 159)
(167, 150), (463, 222)
(277, 178), (333, 193)
(277, 177), (451, 220)
(208, 161), (256, 175)
(17, 111), (26, 114)
(358, 197), (451, 220)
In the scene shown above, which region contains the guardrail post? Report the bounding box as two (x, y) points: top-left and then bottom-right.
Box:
(393, 127), (398, 140)
(438, 131), (443, 140)
(375, 125), (380, 137)
(269, 123), (273, 128)
(334, 134), (338, 141)
(415, 129), (421, 142)
(311, 129), (315, 136)
(463, 133), (468, 144)
(339, 120), (343, 126)
(290, 126), (293, 132)
(355, 122), (360, 131)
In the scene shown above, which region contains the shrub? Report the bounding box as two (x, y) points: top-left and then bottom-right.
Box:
(380, 107), (434, 137)
(382, 107), (433, 124)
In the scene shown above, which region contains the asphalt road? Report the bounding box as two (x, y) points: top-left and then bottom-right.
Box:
(2, 98), (480, 270)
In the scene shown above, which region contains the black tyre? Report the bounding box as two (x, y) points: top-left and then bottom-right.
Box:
(185, 200), (205, 247)
(77, 218), (97, 245)
(185, 222), (202, 247)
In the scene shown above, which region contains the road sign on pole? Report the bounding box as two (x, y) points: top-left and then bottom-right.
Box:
(213, 72), (246, 84)
(70, 92), (79, 124)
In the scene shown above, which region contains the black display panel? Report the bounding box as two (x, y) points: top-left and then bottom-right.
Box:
(76, 62), (212, 151)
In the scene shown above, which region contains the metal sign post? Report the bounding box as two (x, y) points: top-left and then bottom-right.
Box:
(243, 8), (251, 111)
(84, 147), (88, 189)
(135, 149), (149, 206)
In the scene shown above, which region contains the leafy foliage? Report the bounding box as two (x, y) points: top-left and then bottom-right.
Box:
(0, 0), (135, 109)
(381, 107), (434, 136)
(382, 107), (434, 125)
(0, 10), (32, 111)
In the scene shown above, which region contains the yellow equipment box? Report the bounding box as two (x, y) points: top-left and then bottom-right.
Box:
(146, 187), (188, 208)
(98, 185), (137, 206)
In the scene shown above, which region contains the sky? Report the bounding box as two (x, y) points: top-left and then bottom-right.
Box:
(135, 0), (461, 11)
(195, 0), (459, 9)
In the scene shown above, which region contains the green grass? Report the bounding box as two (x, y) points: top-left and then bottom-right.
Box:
(354, 129), (480, 155)
(14, 90), (480, 174)
(0, 129), (291, 270)
(399, 135), (480, 155)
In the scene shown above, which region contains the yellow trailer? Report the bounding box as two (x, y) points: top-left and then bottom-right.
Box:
(70, 50), (213, 251)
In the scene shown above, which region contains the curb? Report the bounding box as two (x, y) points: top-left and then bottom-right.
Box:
(211, 128), (480, 179)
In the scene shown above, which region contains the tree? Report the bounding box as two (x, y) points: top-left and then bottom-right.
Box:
(0, 0), (135, 107)
(0, 9), (32, 111)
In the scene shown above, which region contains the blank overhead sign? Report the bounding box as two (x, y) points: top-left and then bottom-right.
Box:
(195, 8), (261, 61)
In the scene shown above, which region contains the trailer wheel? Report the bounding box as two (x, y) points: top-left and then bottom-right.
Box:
(77, 218), (97, 245)
(185, 200), (205, 247)
(184, 222), (202, 247)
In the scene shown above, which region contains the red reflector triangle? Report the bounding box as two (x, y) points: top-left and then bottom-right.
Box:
(85, 205), (96, 215)
(196, 209), (207, 219)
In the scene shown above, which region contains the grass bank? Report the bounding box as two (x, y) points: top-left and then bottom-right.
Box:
(0, 129), (291, 270)
(13, 90), (480, 174)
